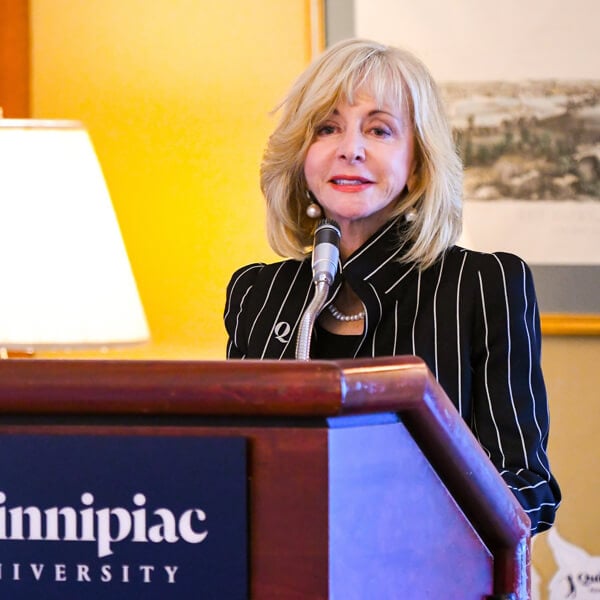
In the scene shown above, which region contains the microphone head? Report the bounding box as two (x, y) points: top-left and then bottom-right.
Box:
(314, 218), (341, 244)
(312, 219), (341, 285)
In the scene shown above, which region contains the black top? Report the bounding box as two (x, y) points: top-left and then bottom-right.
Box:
(312, 324), (362, 359)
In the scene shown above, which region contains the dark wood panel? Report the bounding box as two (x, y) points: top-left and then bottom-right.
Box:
(0, 357), (425, 415)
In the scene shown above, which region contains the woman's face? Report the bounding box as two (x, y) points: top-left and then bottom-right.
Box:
(304, 92), (415, 248)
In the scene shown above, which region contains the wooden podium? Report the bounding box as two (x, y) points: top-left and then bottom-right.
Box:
(0, 356), (530, 599)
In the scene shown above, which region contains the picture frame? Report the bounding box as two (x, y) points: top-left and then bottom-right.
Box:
(324, 0), (600, 335)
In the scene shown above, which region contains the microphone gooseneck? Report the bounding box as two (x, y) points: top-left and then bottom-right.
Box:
(295, 218), (341, 361)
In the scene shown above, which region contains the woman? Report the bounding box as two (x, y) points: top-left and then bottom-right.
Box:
(224, 39), (560, 534)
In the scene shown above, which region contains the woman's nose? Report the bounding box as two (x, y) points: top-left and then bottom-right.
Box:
(337, 130), (365, 162)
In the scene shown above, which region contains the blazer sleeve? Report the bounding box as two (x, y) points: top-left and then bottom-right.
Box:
(470, 252), (561, 534)
(223, 263), (265, 359)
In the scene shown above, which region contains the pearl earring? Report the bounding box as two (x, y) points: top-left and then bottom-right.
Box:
(404, 208), (418, 222)
(305, 190), (322, 219)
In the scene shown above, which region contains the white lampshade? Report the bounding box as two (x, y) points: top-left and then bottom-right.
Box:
(0, 119), (150, 350)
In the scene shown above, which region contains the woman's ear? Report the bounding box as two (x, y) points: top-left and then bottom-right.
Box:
(407, 167), (418, 193)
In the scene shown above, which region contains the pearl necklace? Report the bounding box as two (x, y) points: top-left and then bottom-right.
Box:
(327, 303), (365, 322)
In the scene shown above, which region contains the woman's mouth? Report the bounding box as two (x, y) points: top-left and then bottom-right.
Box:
(329, 176), (373, 191)
(329, 176), (373, 185)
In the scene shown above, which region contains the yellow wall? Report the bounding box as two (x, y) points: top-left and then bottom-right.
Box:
(31, 0), (315, 359)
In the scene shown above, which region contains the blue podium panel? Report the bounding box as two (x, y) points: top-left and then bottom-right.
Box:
(329, 418), (493, 600)
(0, 434), (247, 600)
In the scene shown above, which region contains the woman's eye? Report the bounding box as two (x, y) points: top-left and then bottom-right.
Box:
(316, 124), (336, 136)
(370, 126), (392, 137)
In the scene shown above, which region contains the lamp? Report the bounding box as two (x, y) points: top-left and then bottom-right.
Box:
(0, 119), (149, 354)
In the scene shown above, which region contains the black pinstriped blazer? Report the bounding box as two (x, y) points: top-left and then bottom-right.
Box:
(224, 218), (561, 534)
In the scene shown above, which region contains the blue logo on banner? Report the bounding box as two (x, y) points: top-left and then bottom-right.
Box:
(0, 434), (247, 599)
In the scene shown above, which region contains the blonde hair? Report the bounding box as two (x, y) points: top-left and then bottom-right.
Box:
(260, 38), (463, 269)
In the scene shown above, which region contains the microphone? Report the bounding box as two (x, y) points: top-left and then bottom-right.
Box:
(311, 219), (341, 286)
(295, 218), (341, 360)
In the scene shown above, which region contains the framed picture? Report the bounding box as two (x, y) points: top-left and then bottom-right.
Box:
(324, 0), (600, 334)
